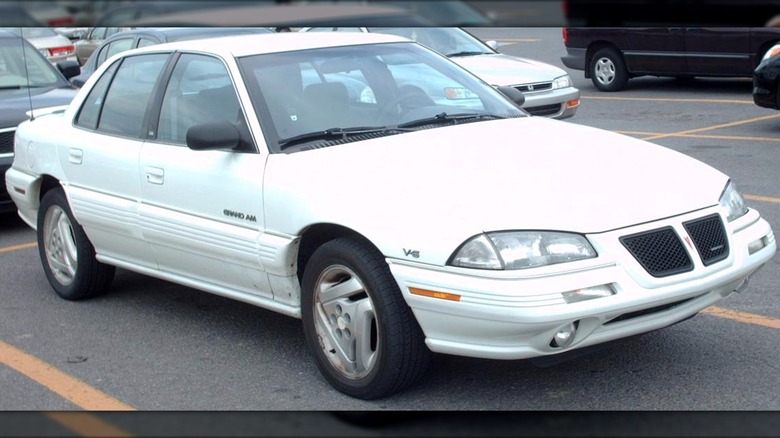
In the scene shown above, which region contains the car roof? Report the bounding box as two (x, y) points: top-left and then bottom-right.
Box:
(103, 26), (273, 43)
(122, 31), (411, 58)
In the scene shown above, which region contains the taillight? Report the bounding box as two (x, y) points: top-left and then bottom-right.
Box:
(562, 27), (568, 45)
(47, 17), (75, 26)
(49, 45), (75, 56)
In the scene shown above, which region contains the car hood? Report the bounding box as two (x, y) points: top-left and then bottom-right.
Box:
(449, 53), (568, 86)
(264, 117), (728, 264)
(0, 87), (77, 128)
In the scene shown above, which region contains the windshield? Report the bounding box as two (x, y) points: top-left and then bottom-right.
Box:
(238, 41), (525, 152)
(368, 27), (494, 57)
(0, 38), (66, 88)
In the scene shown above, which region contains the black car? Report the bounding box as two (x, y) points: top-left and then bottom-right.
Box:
(753, 43), (780, 109)
(0, 30), (80, 214)
(70, 27), (273, 88)
(562, 27), (780, 91)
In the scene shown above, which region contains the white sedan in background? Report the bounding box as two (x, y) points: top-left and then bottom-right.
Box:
(5, 32), (775, 400)
(301, 27), (581, 119)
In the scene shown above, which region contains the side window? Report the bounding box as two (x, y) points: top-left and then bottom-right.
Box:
(92, 27), (107, 40)
(137, 38), (158, 48)
(156, 54), (247, 146)
(96, 38), (133, 69)
(96, 54), (169, 138)
(75, 60), (120, 130)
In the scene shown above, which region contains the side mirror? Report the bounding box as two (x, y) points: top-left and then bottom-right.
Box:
(56, 60), (81, 80)
(486, 40), (498, 50)
(496, 85), (525, 108)
(186, 122), (241, 151)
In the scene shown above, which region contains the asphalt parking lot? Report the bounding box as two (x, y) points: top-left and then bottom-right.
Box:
(1, 28), (779, 436)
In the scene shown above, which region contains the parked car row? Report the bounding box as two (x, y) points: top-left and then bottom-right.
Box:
(557, 26), (780, 113)
(1, 27), (77, 64)
(561, 27), (780, 91)
(301, 27), (580, 119)
(4, 31), (775, 401)
(69, 27), (274, 87)
(0, 29), (80, 214)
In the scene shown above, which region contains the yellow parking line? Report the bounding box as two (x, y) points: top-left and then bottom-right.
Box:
(0, 242), (37, 254)
(703, 306), (780, 330)
(583, 95), (754, 105)
(639, 114), (780, 141)
(0, 340), (135, 411)
(745, 194), (780, 203)
(44, 412), (134, 438)
(494, 38), (541, 43)
(616, 130), (780, 143)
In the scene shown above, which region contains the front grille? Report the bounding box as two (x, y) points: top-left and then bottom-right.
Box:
(684, 214), (729, 266)
(0, 129), (15, 155)
(525, 104), (562, 117)
(620, 227), (693, 277)
(514, 82), (553, 93)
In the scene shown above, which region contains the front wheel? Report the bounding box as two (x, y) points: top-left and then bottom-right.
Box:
(589, 47), (629, 92)
(37, 188), (115, 300)
(301, 236), (431, 400)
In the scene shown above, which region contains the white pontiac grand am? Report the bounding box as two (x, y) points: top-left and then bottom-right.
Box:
(5, 32), (776, 400)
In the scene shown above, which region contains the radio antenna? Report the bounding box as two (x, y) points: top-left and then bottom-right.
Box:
(19, 27), (35, 121)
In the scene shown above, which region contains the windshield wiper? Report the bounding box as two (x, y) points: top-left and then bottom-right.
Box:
(396, 112), (505, 130)
(278, 126), (409, 150)
(446, 51), (489, 57)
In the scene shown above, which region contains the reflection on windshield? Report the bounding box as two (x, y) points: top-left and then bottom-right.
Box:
(0, 42), (63, 88)
(238, 42), (525, 152)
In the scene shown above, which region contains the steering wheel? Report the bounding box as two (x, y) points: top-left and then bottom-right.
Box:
(377, 85), (435, 122)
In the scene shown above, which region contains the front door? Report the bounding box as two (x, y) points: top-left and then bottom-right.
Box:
(138, 53), (272, 298)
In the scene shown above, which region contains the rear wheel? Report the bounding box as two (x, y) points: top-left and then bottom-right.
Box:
(590, 48), (629, 91)
(37, 188), (115, 300)
(301, 236), (431, 400)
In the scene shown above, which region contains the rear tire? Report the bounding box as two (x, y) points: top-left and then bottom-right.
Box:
(301, 236), (431, 400)
(37, 188), (115, 300)
(590, 48), (629, 91)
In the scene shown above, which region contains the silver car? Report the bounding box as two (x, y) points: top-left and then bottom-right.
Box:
(301, 27), (581, 119)
(1, 27), (77, 64)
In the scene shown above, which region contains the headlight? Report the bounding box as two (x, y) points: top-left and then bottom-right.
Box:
(449, 231), (597, 270)
(552, 74), (571, 89)
(719, 181), (749, 222)
(762, 43), (780, 62)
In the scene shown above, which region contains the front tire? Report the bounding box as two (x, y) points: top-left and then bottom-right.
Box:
(590, 48), (629, 91)
(37, 188), (115, 300)
(301, 236), (431, 400)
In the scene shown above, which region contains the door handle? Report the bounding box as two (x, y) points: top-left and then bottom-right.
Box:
(68, 148), (83, 164)
(145, 167), (164, 185)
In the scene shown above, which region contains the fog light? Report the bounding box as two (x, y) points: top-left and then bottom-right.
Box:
(562, 284), (615, 303)
(748, 233), (774, 255)
(566, 98), (580, 108)
(550, 321), (578, 348)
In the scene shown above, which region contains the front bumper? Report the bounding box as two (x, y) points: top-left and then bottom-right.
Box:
(388, 207), (775, 360)
(753, 62), (780, 109)
(521, 86), (580, 119)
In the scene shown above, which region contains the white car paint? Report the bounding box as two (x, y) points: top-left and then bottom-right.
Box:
(5, 32), (776, 399)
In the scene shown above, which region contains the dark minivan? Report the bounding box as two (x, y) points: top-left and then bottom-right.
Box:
(561, 27), (780, 91)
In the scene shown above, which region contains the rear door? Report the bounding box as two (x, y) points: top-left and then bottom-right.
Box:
(66, 53), (169, 267)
